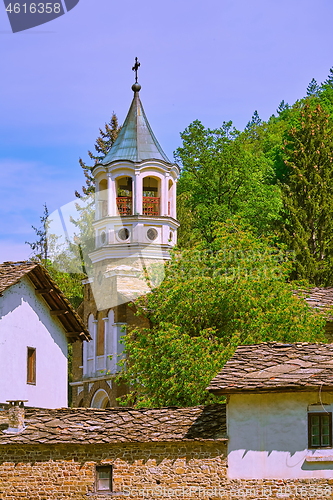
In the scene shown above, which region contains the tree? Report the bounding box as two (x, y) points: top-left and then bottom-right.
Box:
(117, 219), (326, 408)
(245, 110), (262, 130)
(323, 67), (333, 88)
(26, 203), (49, 265)
(70, 112), (122, 271)
(307, 78), (320, 97)
(277, 100), (290, 116)
(26, 203), (86, 308)
(175, 120), (282, 245)
(280, 99), (333, 285)
(76, 113), (121, 197)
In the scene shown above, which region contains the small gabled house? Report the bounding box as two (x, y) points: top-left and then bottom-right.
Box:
(207, 342), (333, 480)
(0, 261), (90, 408)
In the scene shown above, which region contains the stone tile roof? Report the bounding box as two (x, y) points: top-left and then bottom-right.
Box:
(0, 261), (37, 295)
(207, 342), (333, 394)
(301, 288), (333, 318)
(0, 261), (90, 342)
(0, 404), (226, 444)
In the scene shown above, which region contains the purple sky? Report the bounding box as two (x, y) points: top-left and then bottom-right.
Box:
(1, 0), (333, 261)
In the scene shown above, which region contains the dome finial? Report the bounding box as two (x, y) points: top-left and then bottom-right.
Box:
(131, 57), (141, 92)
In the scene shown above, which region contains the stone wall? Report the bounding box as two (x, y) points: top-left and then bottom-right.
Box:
(1, 442), (333, 499)
(0, 442), (226, 499)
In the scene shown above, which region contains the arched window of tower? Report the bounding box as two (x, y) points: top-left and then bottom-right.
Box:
(98, 179), (108, 218)
(143, 177), (160, 216)
(116, 176), (133, 216)
(168, 179), (173, 217)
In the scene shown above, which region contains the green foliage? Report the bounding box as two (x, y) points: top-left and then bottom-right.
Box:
(117, 220), (326, 408)
(280, 99), (333, 285)
(68, 197), (96, 276)
(245, 110), (262, 131)
(26, 203), (50, 265)
(175, 121), (282, 246)
(118, 325), (232, 408)
(47, 264), (84, 309)
(307, 78), (320, 97)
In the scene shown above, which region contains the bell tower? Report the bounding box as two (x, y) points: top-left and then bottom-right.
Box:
(72, 61), (179, 408)
(89, 66), (179, 309)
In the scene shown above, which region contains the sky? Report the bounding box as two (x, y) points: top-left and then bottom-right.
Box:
(1, 0), (333, 262)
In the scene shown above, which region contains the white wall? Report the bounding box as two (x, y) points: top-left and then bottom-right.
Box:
(228, 392), (333, 479)
(0, 277), (68, 408)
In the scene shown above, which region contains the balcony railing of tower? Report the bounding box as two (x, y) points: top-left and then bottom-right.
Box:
(143, 197), (160, 216)
(105, 197), (160, 216)
(117, 196), (132, 216)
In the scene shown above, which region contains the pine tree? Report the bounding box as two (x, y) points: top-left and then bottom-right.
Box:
(245, 110), (262, 130)
(76, 113), (121, 197)
(323, 67), (333, 88)
(281, 99), (333, 285)
(277, 100), (289, 115)
(306, 78), (320, 97)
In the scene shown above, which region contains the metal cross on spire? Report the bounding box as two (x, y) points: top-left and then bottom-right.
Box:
(132, 57), (140, 83)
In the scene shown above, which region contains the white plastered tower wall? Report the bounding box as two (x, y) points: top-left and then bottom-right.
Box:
(0, 276), (68, 408)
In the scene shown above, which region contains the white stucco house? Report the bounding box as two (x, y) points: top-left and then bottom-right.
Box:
(0, 261), (90, 408)
(207, 342), (333, 480)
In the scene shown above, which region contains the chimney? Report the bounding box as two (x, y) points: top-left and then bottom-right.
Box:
(4, 400), (28, 434)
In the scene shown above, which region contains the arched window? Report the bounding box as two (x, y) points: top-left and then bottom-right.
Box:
(168, 179), (173, 217)
(143, 177), (160, 216)
(116, 176), (133, 215)
(91, 389), (110, 409)
(98, 179), (108, 217)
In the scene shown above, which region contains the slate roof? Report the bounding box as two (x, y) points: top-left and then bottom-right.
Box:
(0, 260), (37, 295)
(0, 404), (227, 444)
(101, 90), (170, 165)
(301, 288), (333, 318)
(0, 261), (90, 342)
(207, 342), (333, 394)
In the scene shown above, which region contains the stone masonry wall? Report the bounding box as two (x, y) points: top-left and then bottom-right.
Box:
(0, 442), (226, 500)
(1, 442), (333, 499)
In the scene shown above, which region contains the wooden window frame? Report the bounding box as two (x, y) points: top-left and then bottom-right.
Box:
(95, 465), (112, 493)
(27, 347), (36, 385)
(308, 412), (332, 449)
